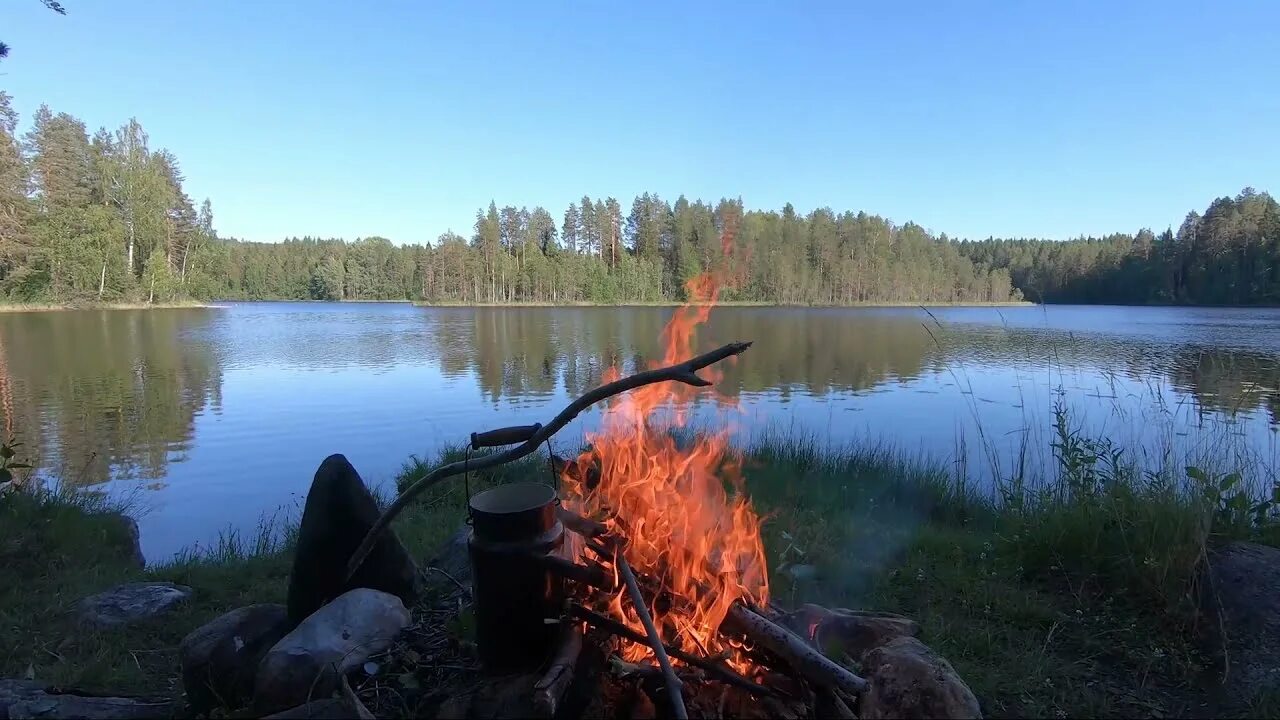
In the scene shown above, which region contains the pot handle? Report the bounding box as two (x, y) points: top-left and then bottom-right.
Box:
(470, 423), (543, 450)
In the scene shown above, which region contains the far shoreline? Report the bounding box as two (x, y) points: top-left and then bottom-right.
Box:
(0, 300), (219, 314)
(410, 299), (1039, 309)
(0, 299), (1039, 313)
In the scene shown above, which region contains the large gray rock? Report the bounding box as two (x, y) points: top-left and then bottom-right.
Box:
(425, 526), (471, 588)
(287, 454), (420, 625)
(254, 588), (410, 713)
(77, 582), (192, 628)
(179, 603), (291, 714)
(101, 512), (146, 570)
(859, 636), (982, 719)
(0, 679), (171, 719)
(780, 603), (920, 661)
(1206, 541), (1280, 697)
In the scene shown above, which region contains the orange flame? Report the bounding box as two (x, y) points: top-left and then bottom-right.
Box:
(561, 225), (769, 670)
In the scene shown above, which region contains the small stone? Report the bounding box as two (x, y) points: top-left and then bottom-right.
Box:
(254, 589), (410, 713)
(286, 454), (420, 625)
(77, 582), (193, 628)
(859, 636), (982, 719)
(179, 603), (291, 714)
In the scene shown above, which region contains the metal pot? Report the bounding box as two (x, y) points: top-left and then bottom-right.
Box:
(467, 481), (566, 672)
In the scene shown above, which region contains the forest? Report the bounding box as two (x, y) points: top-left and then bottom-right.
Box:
(1, 93), (1275, 307)
(959, 189), (1280, 305)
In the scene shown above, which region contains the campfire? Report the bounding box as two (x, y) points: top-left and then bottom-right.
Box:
(345, 251), (978, 719)
(530, 273), (866, 718)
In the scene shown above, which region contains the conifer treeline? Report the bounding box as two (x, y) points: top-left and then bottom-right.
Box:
(957, 189), (1280, 305)
(2, 95), (1274, 306)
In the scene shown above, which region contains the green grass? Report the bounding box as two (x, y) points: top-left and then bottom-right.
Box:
(0, 487), (293, 700)
(735, 433), (1227, 718)
(3, 418), (1275, 717)
(386, 423), (1275, 718)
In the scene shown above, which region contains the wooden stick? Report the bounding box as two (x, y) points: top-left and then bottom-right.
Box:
(556, 506), (609, 538)
(529, 552), (616, 592)
(568, 603), (778, 699)
(533, 622), (583, 718)
(817, 688), (858, 720)
(339, 675), (376, 720)
(345, 340), (753, 583)
(617, 554), (688, 720)
(727, 604), (868, 695)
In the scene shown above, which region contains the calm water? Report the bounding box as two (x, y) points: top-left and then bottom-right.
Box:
(3, 302), (1278, 561)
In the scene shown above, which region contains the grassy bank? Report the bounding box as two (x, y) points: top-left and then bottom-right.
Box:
(0, 300), (215, 313)
(2, 423), (1275, 717)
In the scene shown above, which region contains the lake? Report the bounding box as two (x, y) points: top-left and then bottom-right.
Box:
(3, 302), (1278, 562)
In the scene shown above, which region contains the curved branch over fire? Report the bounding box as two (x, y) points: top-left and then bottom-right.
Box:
(344, 340), (753, 584)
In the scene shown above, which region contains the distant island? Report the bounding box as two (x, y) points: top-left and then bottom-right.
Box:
(2, 92), (1276, 310)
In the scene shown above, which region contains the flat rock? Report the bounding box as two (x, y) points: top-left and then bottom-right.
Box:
(286, 454), (420, 625)
(0, 679), (170, 719)
(1206, 541), (1280, 698)
(254, 588), (410, 713)
(77, 582), (192, 628)
(179, 603), (291, 714)
(859, 636), (982, 719)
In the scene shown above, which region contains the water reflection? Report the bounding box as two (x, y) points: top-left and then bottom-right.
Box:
(0, 308), (223, 487)
(426, 307), (1280, 426)
(435, 307), (944, 402)
(1166, 347), (1280, 424)
(2, 302), (1279, 560)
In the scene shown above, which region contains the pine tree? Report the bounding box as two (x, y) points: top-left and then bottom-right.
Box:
(562, 203), (580, 255)
(24, 105), (93, 211)
(0, 93), (34, 293)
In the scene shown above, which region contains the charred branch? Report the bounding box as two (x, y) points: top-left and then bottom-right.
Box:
(556, 506), (609, 539)
(550, 453), (602, 492)
(533, 622), (583, 718)
(816, 688), (858, 720)
(617, 553), (688, 720)
(531, 552), (616, 592)
(347, 340), (753, 583)
(726, 604), (869, 695)
(567, 603), (779, 700)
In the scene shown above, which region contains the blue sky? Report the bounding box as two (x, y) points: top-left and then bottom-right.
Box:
(3, 0), (1277, 244)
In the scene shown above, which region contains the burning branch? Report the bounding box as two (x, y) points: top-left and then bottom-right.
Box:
(617, 553), (689, 720)
(532, 622), (583, 718)
(567, 603), (779, 699)
(727, 605), (869, 695)
(345, 341), (754, 584)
